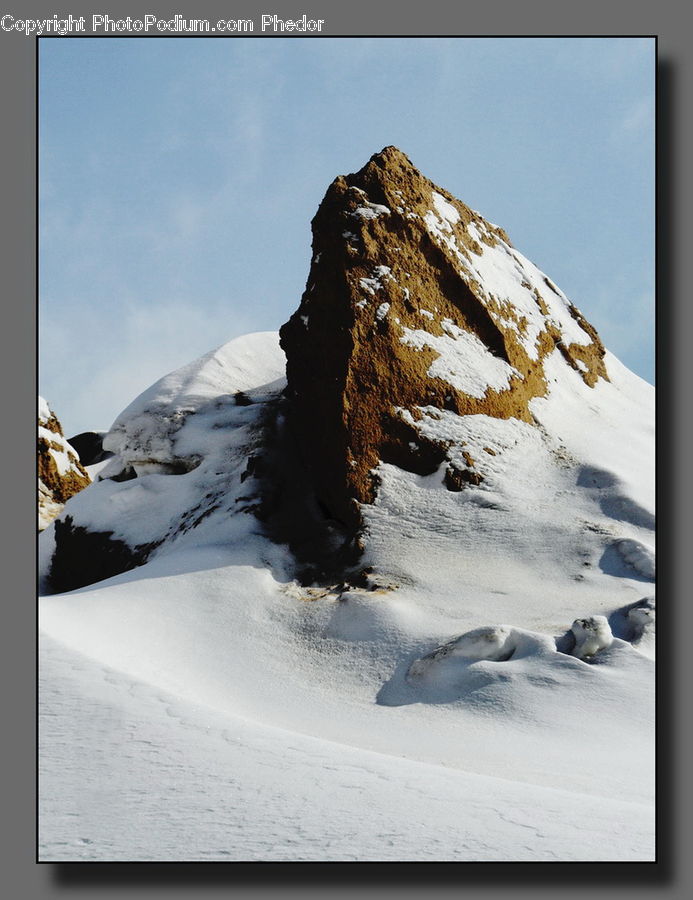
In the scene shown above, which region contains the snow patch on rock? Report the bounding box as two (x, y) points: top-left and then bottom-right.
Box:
(431, 191), (460, 225)
(570, 616), (613, 660)
(400, 321), (519, 399)
(352, 202), (390, 220)
(38, 396), (91, 530)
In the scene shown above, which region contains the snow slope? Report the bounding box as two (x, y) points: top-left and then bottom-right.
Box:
(39, 330), (655, 861)
(40, 629), (653, 862)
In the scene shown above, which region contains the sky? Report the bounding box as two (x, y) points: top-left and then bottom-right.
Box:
(39, 37), (655, 437)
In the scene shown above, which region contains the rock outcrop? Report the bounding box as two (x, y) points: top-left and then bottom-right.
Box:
(40, 149), (619, 592)
(38, 397), (91, 530)
(280, 146), (608, 531)
(66, 431), (114, 468)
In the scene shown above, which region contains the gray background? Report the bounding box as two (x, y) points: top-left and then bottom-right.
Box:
(2, 0), (687, 893)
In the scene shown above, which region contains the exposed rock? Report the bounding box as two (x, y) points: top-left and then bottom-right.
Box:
(40, 151), (616, 592)
(570, 615), (613, 660)
(38, 397), (90, 531)
(280, 146), (608, 531)
(49, 516), (157, 594)
(66, 431), (114, 467)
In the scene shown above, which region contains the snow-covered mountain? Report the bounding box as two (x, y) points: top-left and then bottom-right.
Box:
(39, 149), (655, 861)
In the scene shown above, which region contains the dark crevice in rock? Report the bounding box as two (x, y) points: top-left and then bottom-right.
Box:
(234, 391), (253, 406)
(417, 232), (509, 362)
(379, 415), (448, 477)
(108, 465), (137, 483)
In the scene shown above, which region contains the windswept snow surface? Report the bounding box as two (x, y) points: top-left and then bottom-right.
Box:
(39, 332), (655, 861)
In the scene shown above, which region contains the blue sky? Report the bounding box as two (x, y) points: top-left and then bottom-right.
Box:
(39, 37), (655, 437)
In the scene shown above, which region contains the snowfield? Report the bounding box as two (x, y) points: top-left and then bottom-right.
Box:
(39, 330), (655, 862)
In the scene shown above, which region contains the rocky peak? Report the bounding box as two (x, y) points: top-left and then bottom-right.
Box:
(279, 147), (608, 531)
(38, 397), (91, 530)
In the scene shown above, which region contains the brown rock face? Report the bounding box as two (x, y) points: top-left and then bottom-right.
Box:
(38, 400), (91, 530)
(279, 147), (607, 531)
